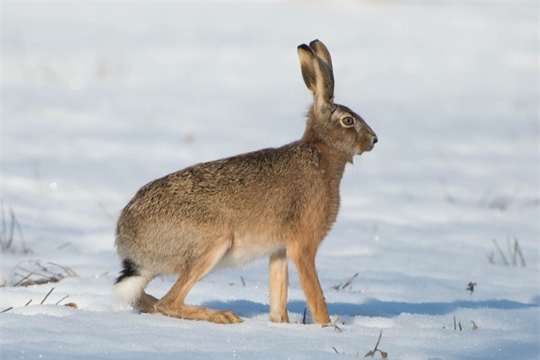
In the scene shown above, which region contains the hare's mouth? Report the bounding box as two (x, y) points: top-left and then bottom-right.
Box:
(360, 135), (377, 153)
(364, 143), (375, 152)
(356, 141), (376, 154)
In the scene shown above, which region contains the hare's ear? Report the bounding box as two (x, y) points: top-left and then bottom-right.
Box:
(309, 40), (333, 82)
(298, 43), (334, 106)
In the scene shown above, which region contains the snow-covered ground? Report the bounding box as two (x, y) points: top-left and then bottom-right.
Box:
(1, 2), (538, 359)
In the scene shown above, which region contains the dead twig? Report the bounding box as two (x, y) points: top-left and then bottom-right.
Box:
(466, 282), (477, 295)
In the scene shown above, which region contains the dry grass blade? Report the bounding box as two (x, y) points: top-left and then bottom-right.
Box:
(0, 201), (15, 251)
(331, 283), (342, 290)
(12, 260), (78, 287)
(13, 271), (38, 287)
(513, 237), (526, 267)
(332, 273), (359, 291)
(490, 237), (526, 267)
(492, 239), (509, 265)
(341, 273), (358, 289)
(13, 212), (31, 254)
(56, 242), (71, 250)
(364, 330), (387, 358)
(0, 307), (13, 314)
(47, 262), (78, 277)
(40, 287), (55, 305)
(98, 201), (116, 223)
(55, 295), (70, 305)
(507, 235), (517, 265)
(0, 202), (31, 254)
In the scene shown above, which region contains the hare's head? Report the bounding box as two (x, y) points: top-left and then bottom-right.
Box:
(298, 40), (377, 162)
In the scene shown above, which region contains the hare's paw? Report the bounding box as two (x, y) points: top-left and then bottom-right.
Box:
(208, 310), (243, 324)
(156, 303), (242, 324)
(136, 292), (159, 313)
(269, 312), (289, 323)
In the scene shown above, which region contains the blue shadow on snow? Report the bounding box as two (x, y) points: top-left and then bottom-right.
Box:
(202, 297), (539, 319)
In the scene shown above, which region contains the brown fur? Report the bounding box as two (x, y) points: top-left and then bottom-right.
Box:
(114, 40), (377, 324)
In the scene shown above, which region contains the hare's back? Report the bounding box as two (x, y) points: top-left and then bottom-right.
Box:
(123, 142), (322, 223)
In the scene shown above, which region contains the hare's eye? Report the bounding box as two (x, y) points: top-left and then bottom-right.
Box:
(341, 116), (355, 127)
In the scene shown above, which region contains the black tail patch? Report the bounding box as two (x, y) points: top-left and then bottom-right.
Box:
(115, 258), (140, 284)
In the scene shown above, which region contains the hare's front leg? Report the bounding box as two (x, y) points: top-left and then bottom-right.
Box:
(268, 249), (289, 323)
(289, 245), (330, 324)
(155, 239), (242, 324)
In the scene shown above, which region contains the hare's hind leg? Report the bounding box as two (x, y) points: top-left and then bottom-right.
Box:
(155, 239), (242, 324)
(269, 249), (289, 323)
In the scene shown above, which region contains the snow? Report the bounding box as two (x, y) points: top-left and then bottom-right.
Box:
(1, 2), (538, 359)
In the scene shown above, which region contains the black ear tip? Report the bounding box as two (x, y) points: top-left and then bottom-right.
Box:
(309, 39), (321, 46)
(298, 44), (314, 55)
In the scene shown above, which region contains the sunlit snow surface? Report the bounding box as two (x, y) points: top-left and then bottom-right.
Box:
(2, 2), (538, 359)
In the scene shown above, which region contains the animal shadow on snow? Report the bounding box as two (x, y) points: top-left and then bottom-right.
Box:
(202, 296), (539, 320)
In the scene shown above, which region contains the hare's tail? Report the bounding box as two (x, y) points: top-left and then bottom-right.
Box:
(113, 259), (151, 307)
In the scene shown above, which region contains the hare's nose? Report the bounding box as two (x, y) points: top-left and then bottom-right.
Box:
(373, 136), (378, 145)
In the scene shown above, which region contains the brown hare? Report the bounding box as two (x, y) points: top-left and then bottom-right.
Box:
(114, 40), (377, 324)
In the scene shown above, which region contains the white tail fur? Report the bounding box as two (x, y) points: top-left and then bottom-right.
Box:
(113, 275), (148, 307)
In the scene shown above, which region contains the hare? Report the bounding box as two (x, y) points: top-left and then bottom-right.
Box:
(114, 40), (377, 325)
